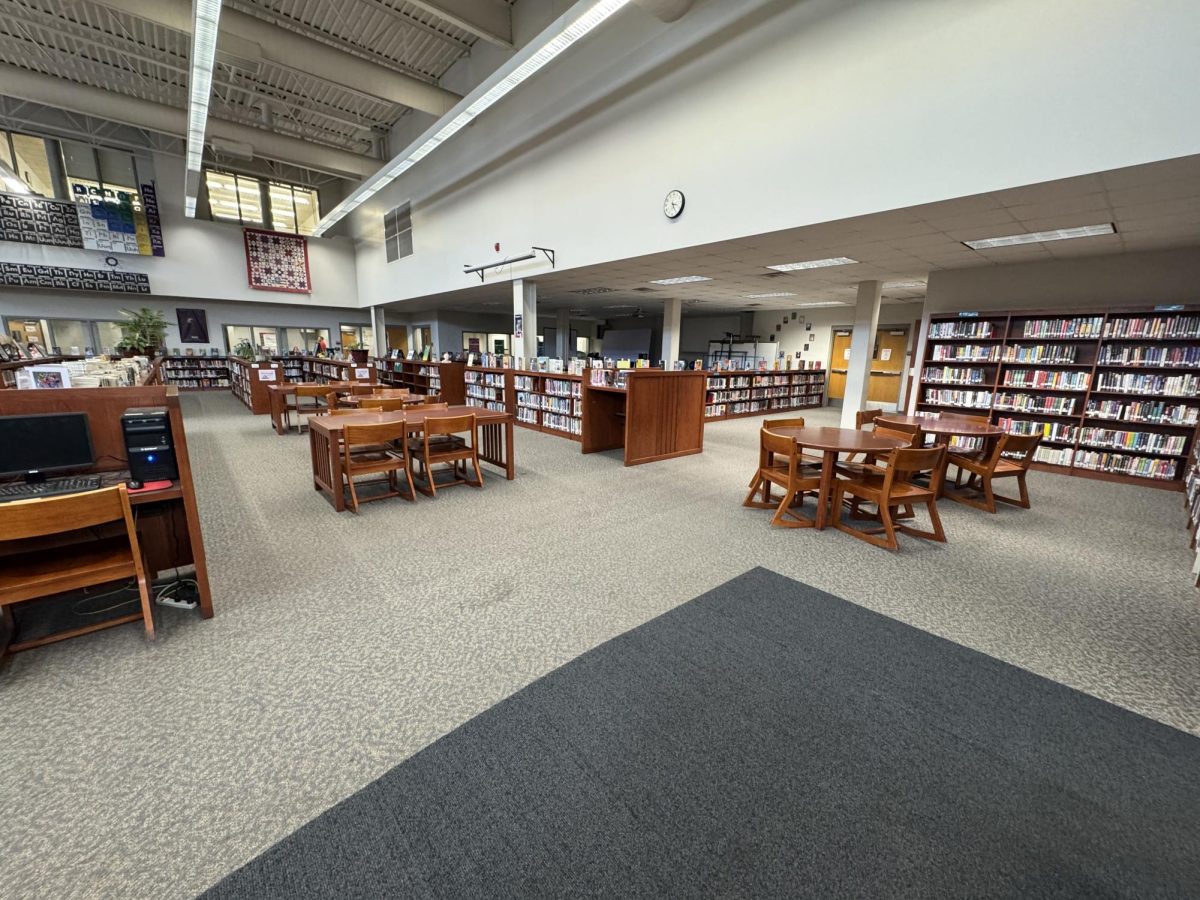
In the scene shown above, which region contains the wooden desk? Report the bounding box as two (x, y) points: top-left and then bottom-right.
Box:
(339, 392), (423, 408)
(268, 382), (360, 434)
(768, 425), (907, 529)
(0, 386), (213, 656)
(581, 370), (706, 465)
(307, 406), (515, 511)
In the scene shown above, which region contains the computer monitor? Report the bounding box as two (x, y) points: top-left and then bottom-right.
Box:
(0, 413), (95, 482)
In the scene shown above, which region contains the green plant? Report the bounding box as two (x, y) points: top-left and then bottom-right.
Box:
(232, 339), (255, 359)
(118, 307), (169, 353)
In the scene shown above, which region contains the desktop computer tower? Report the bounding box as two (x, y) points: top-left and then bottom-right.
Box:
(121, 407), (178, 482)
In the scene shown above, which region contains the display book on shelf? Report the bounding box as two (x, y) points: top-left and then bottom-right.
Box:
(160, 355), (230, 390)
(917, 306), (1200, 489)
(703, 361), (826, 420)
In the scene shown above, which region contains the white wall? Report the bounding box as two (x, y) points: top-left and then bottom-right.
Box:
(0, 152), (359, 309)
(351, 0), (1200, 308)
(755, 304), (925, 373)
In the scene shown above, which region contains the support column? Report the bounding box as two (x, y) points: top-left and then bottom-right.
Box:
(556, 307), (571, 360)
(662, 297), (682, 367)
(513, 278), (538, 364)
(839, 280), (882, 429)
(370, 305), (387, 358)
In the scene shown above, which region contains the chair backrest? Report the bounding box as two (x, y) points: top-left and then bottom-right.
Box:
(295, 384), (331, 399)
(884, 444), (948, 496)
(874, 423), (920, 447)
(0, 484), (132, 542)
(329, 408), (367, 416)
(856, 408), (884, 429)
(351, 383), (377, 395)
(359, 397), (409, 411)
(323, 391), (339, 410)
(760, 428), (799, 473)
(342, 420), (408, 450)
(943, 413), (989, 426)
(422, 401), (449, 410)
(374, 387), (408, 397)
(998, 432), (1041, 468)
(425, 413), (475, 437)
(763, 417), (804, 431)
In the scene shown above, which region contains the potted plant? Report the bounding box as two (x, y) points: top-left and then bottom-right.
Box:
(232, 339), (255, 360)
(117, 307), (169, 356)
(345, 340), (370, 365)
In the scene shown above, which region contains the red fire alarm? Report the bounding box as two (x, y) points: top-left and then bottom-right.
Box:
(494, 243), (500, 252)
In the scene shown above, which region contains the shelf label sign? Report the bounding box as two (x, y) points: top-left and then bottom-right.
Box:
(354, 368), (370, 379)
(1155, 304), (1184, 311)
(257, 369), (276, 381)
(958, 311), (979, 317)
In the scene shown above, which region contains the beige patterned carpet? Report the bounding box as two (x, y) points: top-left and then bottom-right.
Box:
(1, 392), (1198, 899)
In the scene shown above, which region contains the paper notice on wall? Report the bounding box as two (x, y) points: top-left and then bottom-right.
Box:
(880, 348), (892, 361)
(842, 348), (851, 360)
(355, 368), (370, 379)
(257, 369), (276, 381)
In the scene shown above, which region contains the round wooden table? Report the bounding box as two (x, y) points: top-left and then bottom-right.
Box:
(339, 391), (422, 408)
(877, 414), (1005, 497)
(766, 425), (908, 530)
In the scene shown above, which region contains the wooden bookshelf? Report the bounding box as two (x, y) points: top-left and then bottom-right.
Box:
(703, 369), (826, 421)
(917, 307), (1200, 490)
(374, 358), (464, 403)
(160, 356), (231, 390)
(461, 366), (582, 440)
(228, 356), (286, 414)
(581, 369), (706, 465)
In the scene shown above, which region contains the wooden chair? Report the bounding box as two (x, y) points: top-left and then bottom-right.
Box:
(289, 384), (333, 431)
(350, 383), (377, 395)
(409, 413), (482, 496)
(341, 420), (416, 513)
(0, 485), (155, 651)
(748, 417), (821, 487)
(358, 397), (410, 412)
(836, 421), (920, 477)
(373, 387), (409, 397)
(422, 396), (446, 407)
(743, 427), (822, 527)
(855, 408), (884, 429)
(947, 432), (1041, 512)
(832, 445), (948, 550)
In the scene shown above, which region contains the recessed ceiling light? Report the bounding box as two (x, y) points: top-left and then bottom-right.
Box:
(744, 292), (796, 299)
(767, 257), (858, 272)
(963, 223), (1115, 250)
(650, 275), (712, 285)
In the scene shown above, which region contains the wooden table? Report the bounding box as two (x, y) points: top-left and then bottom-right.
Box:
(877, 414), (1004, 496)
(766, 425), (907, 529)
(339, 392), (424, 408)
(307, 406), (516, 511)
(268, 382), (363, 434)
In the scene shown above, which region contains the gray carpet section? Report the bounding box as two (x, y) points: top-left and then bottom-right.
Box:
(200, 568), (1200, 900)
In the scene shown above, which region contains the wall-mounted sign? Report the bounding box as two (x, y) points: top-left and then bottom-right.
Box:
(513, 313), (523, 339)
(0, 261), (149, 293)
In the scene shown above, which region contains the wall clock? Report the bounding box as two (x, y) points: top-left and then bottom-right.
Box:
(663, 190), (685, 219)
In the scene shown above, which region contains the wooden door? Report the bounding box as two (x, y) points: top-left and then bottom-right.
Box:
(828, 329), (853, 400)
(867, 327), (908, 404)
(386, 327), (408, 354)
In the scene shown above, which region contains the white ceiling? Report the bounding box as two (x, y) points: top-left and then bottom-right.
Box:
(387, 153), (1200, 320)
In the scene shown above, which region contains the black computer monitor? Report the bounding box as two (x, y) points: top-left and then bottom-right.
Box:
(0, 413), (95, 482)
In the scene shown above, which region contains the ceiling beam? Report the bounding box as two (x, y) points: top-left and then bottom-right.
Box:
(404, 0), (514, 49)
(89, 0), (461, 116)
(0, 63), (378, 179)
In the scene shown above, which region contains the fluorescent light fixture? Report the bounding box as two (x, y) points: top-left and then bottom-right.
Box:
(767, 257), (858, 272)
(794, 301), (850, 308)
(184, 0), (223, 217)
(744, 292), (796, 299)
(885, 280), (926, 290)
(963, 223), (1115, 250)
(650, 275), (712, 285)
(312, 0), (633, 237)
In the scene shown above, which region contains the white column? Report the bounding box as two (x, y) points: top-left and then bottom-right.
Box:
(513, 278), (538, 363)
(661, 297), (682, 367)
(839, 280), (882, 429)
(370, 306), (386, 358)
(556, 307), (571, 360)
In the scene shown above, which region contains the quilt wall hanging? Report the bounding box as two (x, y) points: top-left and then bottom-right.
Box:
(243, 227), (311, 293)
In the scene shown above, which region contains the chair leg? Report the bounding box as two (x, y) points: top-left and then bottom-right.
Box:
(878, 503), (899, 550)
(135, 564), (156, 641)
(896, 499), (947, 543)
(982, 476), (996, 513)
(472, 454), (484, 487)
(401, 458), (416, 501)
(347, 472), (361, 513)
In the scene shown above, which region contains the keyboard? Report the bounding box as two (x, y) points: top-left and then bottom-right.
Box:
(0, 476), (103, 503)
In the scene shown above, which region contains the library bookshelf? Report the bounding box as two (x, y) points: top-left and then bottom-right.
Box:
(289, 356), (376, 386)
(228, 357), (286, 413)
(375, 359), (466, 404)
(161, 356), (230, 390)
(704, 369), (827, 421)
(917, 307), (1200, 490)
(463, 366), (581, 440)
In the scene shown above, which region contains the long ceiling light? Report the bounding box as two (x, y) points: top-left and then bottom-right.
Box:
(651, 275), (712, 285)
(311, 0), (633, 237)
(184, 0), (224, 218)
(963, 223), (1115, 250)
(767, 257), (859, 272)
(744, 291), (796, 299)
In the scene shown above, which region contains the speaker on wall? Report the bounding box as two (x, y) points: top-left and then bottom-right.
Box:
(177, 308), (209, 343)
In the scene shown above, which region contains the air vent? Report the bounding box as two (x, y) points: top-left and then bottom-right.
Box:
(570, 287), (616, 295)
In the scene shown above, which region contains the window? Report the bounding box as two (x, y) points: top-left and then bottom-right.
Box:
(203, 169), (319, 233)
(224, 324), (281, 355)
(2, 131), (56, 197)
(2, 316), (125, 355)
(384, 202), (412, 262)
(282, 327), (330, 354)
(339, 324), (372, 349)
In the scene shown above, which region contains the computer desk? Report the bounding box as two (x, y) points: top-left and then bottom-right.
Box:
(0, 385), (213, 657)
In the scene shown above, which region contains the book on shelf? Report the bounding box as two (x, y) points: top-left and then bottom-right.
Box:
(1019, 316), (1104, 339)
(1094, 372), (1199, 397)
(1103, 315), (1200, 340)
(931, 344), (1001, 361)
(929, 320), (996, 339)
(1001, 369), (1090, 391)
(1003, 344), (1079, 364)
(1084, 399), (1198, 425)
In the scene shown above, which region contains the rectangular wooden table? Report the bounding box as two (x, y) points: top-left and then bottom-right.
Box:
(307, 406), (516, 511)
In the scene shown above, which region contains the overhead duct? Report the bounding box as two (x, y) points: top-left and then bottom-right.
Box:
(90, 0), (461, 117)
(632, 0), (694, 22)
(0, 63), (378, 180)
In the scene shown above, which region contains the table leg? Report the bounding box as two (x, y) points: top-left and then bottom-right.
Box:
(505, 419), (515, 480)
(816, 449), (837, 530)
(271, 392), (285, 435)
(328, 430), (344, 511)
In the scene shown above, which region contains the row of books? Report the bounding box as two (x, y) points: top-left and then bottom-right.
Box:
(543, 412), (583, 435)
(1085, 400), (1199, 425)
(1077, 428), (1187, 455)
(923, 388), (993, 408)
(1001, 369), (1090, 390)
(706, 376), (753, 389)
(516, 392), (579, 416)
(1033, 445), (1075, 467)
(1002, 344), (1079, 363)
(164, 377), (230, 389)
(998, 418), (1078, 443)
(921, 366), (990, 385)
(931, 345), (1001, 362)
(163, 360), (230, 371)
(705, 398), (819, 418)
(464, 371), (507, 388)
(994, 393), (1077, 415)
(545, 378), (582, 398)
(1097, 345), (1200, 368)
(1073, 450), (1177, 480)
(706, 387), (822, 404)
(1021, 316), (1104, 339)
(466, 398), (506, 413)
(929, 321), (996, 339)
(466, 385), (502, 403)
(1103, 315), (1200, 340)
(1094, 372), (1200, 397)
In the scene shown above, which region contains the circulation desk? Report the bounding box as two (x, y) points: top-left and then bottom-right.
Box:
(581, 369), (706, 465)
